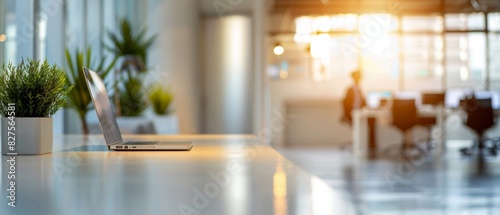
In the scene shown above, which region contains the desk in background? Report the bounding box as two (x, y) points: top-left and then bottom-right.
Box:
(352, 106), (446, 158)
(0, 135), (353, 215)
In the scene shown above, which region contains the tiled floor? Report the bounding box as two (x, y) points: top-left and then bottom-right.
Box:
(277, 141), (500, 215)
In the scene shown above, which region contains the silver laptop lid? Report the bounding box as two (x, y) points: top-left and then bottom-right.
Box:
(83, 67), (123, 145)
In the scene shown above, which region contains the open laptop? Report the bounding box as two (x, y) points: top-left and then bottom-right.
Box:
(83, 67), (192, 151)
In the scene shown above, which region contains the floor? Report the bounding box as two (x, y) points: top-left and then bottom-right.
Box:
(277, 141), (500, 215)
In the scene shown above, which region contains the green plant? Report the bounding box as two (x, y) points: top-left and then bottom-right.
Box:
(105, 18), (156, 65)
(0, 59), (72, 117)
(65, 48), (116, 134)
(118, 70), (149, 117)
(105, 18), (156, 117)
(149, 84), (173, 115)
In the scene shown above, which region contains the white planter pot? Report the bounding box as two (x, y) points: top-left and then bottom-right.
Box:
(116, 116), (155, 134)
(1, 117), (53, 155)
(152, 115), (179, 134)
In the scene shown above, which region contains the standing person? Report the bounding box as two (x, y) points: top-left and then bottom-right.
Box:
(342, 70), (366, 124)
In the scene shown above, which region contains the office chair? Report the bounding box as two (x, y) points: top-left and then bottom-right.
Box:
(384, 98), (427, 158)
(417, 92), (446, 149)
(460, 97), (498, 156)
(422, 92), (446, 106)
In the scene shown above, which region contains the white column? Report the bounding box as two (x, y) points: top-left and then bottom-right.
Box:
(201, 16), (253, 134)
(147, 0), (201, 134)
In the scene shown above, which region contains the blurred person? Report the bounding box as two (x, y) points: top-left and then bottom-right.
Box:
(342, 70), (366, 124)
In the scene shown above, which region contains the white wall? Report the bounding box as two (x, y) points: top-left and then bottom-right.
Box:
(285, 100), (351, 147)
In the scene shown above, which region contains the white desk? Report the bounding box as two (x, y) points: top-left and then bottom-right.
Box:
(352, 106), (446, 158)
(0, 135), (354, 215)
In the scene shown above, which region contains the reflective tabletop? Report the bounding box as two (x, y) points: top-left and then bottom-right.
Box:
(0, 135), (353, 215)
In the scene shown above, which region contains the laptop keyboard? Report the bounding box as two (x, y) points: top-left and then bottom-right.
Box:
(121, 141), (158, 145)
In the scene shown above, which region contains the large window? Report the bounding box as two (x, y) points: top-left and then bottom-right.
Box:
(445, 33), (486, 89)
(290, 12), (498, 92)
(489, 13), (500, 90)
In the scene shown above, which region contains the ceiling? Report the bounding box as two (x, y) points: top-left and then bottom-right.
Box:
(270, 0), (500, 16)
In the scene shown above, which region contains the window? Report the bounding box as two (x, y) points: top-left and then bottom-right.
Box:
(489, 33), (500, 89)
(445, 33), (486, 89)
(402, 35), (443, 91)
(288, 13), (497, 92)
(403, 15), (442, 32)
(445, 13), (485, 31)
(0, 0), (146, 134)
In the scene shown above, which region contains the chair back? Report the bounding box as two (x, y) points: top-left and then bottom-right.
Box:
(391, 98), (417, 132)
(463, 98), (495, 135)
(422, 92), (446, 106)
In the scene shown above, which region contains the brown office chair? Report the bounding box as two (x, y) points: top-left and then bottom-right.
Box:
(460, 97), (498, 156)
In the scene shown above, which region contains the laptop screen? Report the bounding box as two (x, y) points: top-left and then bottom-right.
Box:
(83, 68), (123, 145)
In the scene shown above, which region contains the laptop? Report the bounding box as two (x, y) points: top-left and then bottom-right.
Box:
(83, 67), (193, 151)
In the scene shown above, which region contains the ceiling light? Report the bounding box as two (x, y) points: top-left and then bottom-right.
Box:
(0, 34), (6, 42)
(274, 43), (285, 56)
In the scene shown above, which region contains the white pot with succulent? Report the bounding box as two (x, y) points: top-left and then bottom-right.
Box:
(0, 59), (72, 155)
(149, 84), (178, 134)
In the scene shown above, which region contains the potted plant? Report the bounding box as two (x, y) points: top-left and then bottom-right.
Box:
(0, 59), (72, 155)
(149, 84), (173, 115)
(106, 18), (156, 65)
(105, 18), (157, 133)
(149, 84), (178, 134)
(65, 48), (116, 134)
(118, 70), (149, 117)
(113, 70), (155, 134)
(106, 18), (156, 117)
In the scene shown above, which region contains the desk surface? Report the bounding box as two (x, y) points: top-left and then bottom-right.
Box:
(0, 135), (352, 215)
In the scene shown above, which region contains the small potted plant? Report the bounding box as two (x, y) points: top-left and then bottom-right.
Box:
(113, 71), (154, 134)
(149, 84), (178, 134)
(149, 84), (173, 115)
(118, 70), (149, 117)
(105, 18), (156, 133)
(0, 59), (72, 155)
(106, 18), (155, 116)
